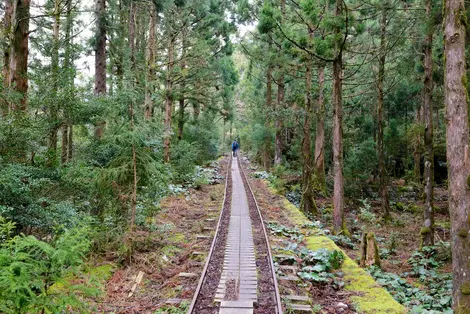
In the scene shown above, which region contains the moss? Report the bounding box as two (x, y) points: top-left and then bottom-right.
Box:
(421, 227), (431, 235)
(271, 187), (405, 313)
(87, 263), (115, 282)
(169, 233), (186, 243)
(48, 263), (115, 295)
(461, 281), (470, 295)
(467, 174), (470, 189)
(459, 229), (469, 237)
(456, 305), (470, 314)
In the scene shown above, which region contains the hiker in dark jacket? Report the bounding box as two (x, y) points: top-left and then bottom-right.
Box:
(232, 139), (239, 157)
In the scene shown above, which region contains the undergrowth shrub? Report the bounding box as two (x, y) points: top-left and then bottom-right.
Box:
(0, 163), (83, 232)
(344, 138), (377, 198)
(170, 140), (200, 183)
(0, 219), (100, 313)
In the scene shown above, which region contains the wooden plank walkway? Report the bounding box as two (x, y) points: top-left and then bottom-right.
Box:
(216, 157), (257, 314)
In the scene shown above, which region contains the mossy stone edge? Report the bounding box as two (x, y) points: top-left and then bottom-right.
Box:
(265, 184), (406, 314)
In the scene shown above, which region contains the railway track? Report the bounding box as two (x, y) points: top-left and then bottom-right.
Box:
(187, 156), (282, 314)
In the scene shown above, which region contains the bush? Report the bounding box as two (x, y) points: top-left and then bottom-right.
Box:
(170, 140), (200, 183)
(344, 138), (377, 197)
(0, 220), (100, 313)
(0, 163), (82, 232)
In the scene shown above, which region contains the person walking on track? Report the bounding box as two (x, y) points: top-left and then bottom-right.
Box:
(232, 139), (239, 157)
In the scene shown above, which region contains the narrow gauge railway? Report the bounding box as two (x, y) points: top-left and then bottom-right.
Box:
(187, 156), (282, 314)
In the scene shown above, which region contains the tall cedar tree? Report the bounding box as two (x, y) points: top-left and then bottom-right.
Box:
(332, 0), (346, 234)
(444, 0), (470, 309)
(94, 0), (107, 138)
(421, 0), (434, 247)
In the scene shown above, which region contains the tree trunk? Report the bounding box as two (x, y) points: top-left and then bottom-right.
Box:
(94, 0), (107, 139)
(264, 54), (272, 171)
(2, 0), (12, 117)
(421, 0), (434, 247)
(9, 0), (30, 112)
(177, 99), (185, 140)
(414, 105), (422, 182)
(377, 3), (391, 221)
(67, 124), (73, 160)
(332, 0), (346, 235)
(144, 6), (156, 120)
(61, 0), (74, 164)
(46, 0), (61, 167)
(314, 64), (326, 191)
(274, 0), (286, 166)
(193, 102), (200, 121)
(360, 232), (381, 268)
(163, 32), (175, 163)
(300, 32), (317, 216)
(128, 0), (136, 70)
(444, 0), (470, 309)
(177, 33), (186, 141)
(274, 72), (284, 165)
(61, 124), (68, 164)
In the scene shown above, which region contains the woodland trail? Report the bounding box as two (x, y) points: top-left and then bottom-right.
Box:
(188, 156), (282, 314)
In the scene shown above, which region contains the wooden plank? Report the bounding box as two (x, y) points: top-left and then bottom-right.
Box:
(281, 295), (309, 302)
(128, 271), (145, 297)
(278, 275), (299, 281)
(164, 298), (190, 304)
(286, 304), (313, 312)
(178, 272), (198, 278)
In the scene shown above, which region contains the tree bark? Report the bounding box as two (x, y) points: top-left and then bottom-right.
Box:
(421, 0), (434, 247)
(128, 0), (136, 70)
(177, 100), (185, 140)
(274, 0), (286, 166)
(144, 6), (156, 120)
(46, 0), (61, 167)
(177, 32), (186, 141)
(332, 0), (346, 235)
(264, 52), (272, 171)
(61, 125), (68, 164)
(377, 3), (391, 221)
(163, 31), (175, 163)
(94, 0), (106, 139)
(414, 105), (422, 182)
(61, 0), (74, 164)
(274, 72), (284, 165)
(2, 0), (13, 117)
(9, 0), (30, 112)
(314, 64), (326, 191)
(67, 124), (73, 160)
(444, 0), (470, 309)
(300, 31), (317, 215)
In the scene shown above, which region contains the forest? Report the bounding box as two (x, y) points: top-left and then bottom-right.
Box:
(0, 0), (470, 312)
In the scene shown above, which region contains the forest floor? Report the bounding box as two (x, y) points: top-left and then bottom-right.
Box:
(94, 158), (229, 313)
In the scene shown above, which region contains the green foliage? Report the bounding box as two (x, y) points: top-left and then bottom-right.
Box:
(0, 217), (16, 243)
(153, 300), (189, 313)
(358, 199), (377, 224)
(170, 140), (200, 183)
(368, 265), (452, 313)
(297, 248), (345, 288)
(0, 221), (100, 313)
(183, 114), (220, 164)
(328, 234), (357, 249)
(0, 162), (82, 231)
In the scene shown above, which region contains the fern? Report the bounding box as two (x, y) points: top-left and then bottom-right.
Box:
(0, 222), (99, 313)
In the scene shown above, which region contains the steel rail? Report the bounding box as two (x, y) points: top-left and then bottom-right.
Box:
(237, 156), (283, 314)
(187, 156), (232, 314)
